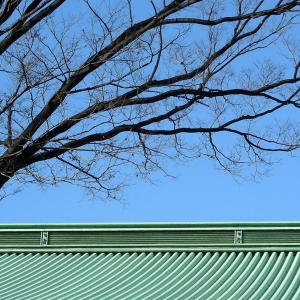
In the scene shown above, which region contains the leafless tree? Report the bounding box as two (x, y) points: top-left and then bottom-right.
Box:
(0, 0), (300, 199)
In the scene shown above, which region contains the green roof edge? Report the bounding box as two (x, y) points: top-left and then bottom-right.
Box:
(2, 222), (300, 252)
(1, 221), (300, 230)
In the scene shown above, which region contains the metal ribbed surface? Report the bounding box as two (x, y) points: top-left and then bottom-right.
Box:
(1, 251), (300, 300)
(48, 230), (234, 245)
(3, 223), (300, 248)
(0, 232), (40, 245)
(244, 230), (300, 244)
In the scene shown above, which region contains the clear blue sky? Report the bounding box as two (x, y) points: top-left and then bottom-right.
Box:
(0, 154), (299, 223)
(0, 1), (300, 223)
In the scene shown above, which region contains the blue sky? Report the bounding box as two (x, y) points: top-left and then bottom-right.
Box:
(1, 1), (300, 223)
(0, 153), (299, 223)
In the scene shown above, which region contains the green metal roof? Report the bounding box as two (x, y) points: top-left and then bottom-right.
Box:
(1, 222), (300, 299)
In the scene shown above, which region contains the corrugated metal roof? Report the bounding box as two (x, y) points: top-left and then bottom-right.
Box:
(1, 223), (300, 299)
(1, 251), (300, 299)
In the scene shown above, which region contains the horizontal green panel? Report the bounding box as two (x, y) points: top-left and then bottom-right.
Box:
(2, 223), (300, 249)
(2, 222), (300, 231)
(48, 230), (234, 245)
(0, 228), (300, 247)
(0, 232), (40, 245)
(244, 230), (300, 244)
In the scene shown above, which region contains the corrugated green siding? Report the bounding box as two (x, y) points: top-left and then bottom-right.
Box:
(1, 251), (300, 300)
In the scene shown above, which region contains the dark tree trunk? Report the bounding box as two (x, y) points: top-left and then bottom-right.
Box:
(0, 174), (10, 189)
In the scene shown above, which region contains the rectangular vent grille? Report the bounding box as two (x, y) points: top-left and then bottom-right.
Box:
(1, 228), (300, 248)
(49, 230), (234, 245)
(243, 230), (300, 244)
(0, 232), (40, 245)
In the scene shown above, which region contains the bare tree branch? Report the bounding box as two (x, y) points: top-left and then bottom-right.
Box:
(0, 0), (300, 199)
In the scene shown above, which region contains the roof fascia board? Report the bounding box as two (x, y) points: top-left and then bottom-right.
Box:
(2, 244), (300, 253)
(1, 222), (300, 231)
